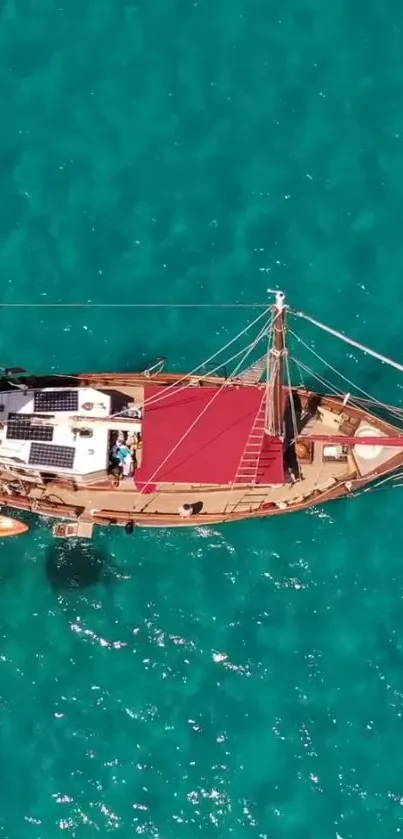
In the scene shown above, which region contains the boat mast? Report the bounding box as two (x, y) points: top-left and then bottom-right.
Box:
(265, 290), (287, 437)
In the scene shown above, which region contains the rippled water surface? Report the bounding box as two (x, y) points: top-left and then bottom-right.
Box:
(1, 0), (403, 835)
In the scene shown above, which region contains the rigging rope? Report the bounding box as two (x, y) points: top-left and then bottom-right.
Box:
(265, 355), (278, 433)
(142, 318), (272, 414)
(288, 328), (403, 425)
(284, 349), (299, 444)
(347, 462), (403, 495)
(348, 396), (403, 416)
(0, 302), (272, 309)
(0, 292), (284, 309)
(291, 357), (401, 432)
(291, 308), (403, 375)
(291, 354), (305, 390)
(138, 320), (271, 417)
(108, 306), (271, 418)
(290, 357), (403, 437)
(293, 357), (350, 400)
(137, 315), (271, 499)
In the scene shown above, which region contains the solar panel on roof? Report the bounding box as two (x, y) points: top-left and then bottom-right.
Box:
(34, 390), (79, 413)
(29, 443), (75, 470)
(6, 413), (54, 442)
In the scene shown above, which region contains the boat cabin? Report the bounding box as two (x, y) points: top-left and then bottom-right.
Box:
(0, 386), (143, 487)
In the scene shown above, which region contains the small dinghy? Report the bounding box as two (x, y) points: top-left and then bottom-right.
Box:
(0, 515), (28, 537)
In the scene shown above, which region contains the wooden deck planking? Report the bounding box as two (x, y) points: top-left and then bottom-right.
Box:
(2, 382), (403, 528)
(29, 414), (355, 517)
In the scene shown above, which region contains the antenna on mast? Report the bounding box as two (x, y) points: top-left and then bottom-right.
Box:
(265, 289), (287, 437)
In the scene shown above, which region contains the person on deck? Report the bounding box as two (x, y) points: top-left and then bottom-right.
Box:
(178, 503), (193, 518)
(117, 443), (133, 477)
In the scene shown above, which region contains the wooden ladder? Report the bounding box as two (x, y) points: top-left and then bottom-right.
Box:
(233, 392), (267, 485)
(235, 355), (267, 385)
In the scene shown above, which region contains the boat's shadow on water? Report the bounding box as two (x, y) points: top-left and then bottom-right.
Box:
(45, 541), (118, 593)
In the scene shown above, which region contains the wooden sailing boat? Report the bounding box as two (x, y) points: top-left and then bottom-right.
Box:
(1, 290), (403, 538)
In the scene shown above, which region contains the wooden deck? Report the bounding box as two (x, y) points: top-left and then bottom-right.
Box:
(1, 374), (403, 529)
(22, 412), (350, 518)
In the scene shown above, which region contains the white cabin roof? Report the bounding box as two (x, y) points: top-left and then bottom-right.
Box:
(0, 387), (114, 476)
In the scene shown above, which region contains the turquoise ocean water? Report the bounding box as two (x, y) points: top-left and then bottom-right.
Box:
(2, 0), (403, 835)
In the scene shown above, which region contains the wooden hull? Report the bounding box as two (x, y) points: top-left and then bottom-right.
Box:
(0, 468), (396, 530)
(0, 371), (402, 532)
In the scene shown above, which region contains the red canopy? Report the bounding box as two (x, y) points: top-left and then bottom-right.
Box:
(135, 385), (285, 486)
